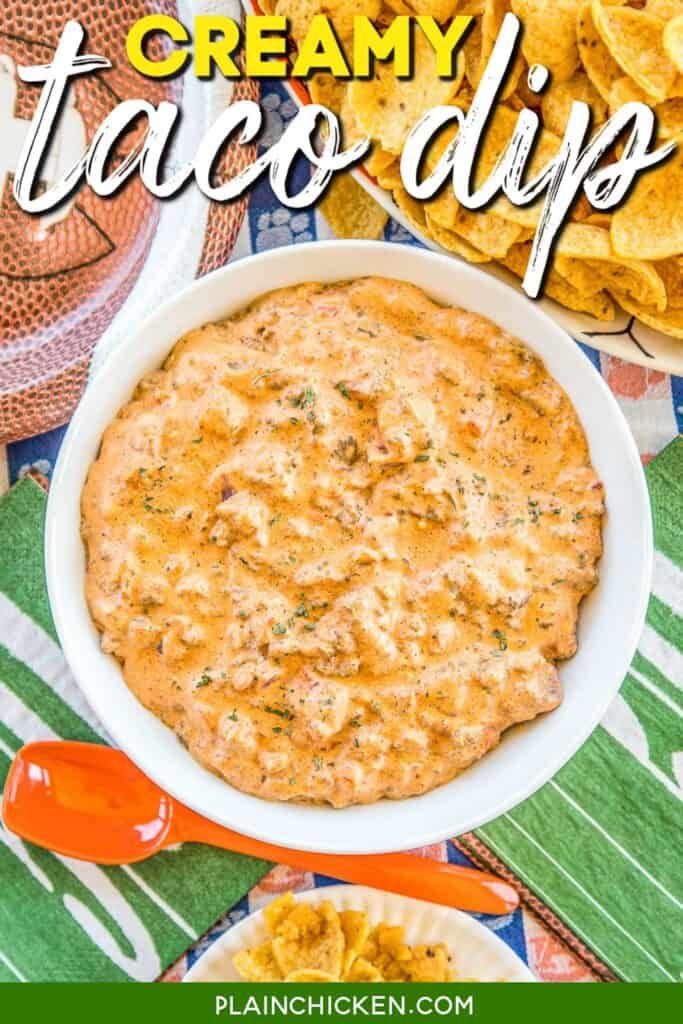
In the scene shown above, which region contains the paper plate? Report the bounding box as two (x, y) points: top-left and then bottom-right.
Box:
(183, 885), (536, 983)
(240, 0), (683, 376)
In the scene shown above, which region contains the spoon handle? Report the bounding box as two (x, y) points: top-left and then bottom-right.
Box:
(177, 811), (518, 915)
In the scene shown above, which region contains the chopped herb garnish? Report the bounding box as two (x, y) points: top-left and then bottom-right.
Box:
(336, 381), (351, 399)
(414, 454), (430, 463)
(492, 629), (508, 652)
(272, 623), (287, 635)
(334, 436), (359, 465)
(228, 709), (238, 721)
(294, 603), (308, 618)
(291, 387), (315, 410)
(195, 672), (212, 688)
(191, 437), (203, 444)
(264, 705), (294, 720)
(572, 511), (584, 522)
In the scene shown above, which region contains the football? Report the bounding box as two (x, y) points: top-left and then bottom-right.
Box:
(0, 0), (257, 443)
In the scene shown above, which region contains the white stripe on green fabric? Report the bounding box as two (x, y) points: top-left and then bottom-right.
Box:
(120, 867), (198, 942)
(0, 720), (23, 754)
(651, 551), (683, 616)
(0, 717), (21, 759)
(0, 949), (26, 982)
(0, 681), (59, 744)
(479, 834), (630, 981)
(0, 818), (60, 892)
(638, 626), (683, 692)
(0, 593), (109, 741)
(632, 649), (682, 712)
(548, 780), (681, 910)
(0, 808), (164, 982)
(487, 730), (681, 981)
(630, 667), (683, 720)
(502, 814), (677, 982)
(603, 698), (682, 801)
(0, 647), (100, 743)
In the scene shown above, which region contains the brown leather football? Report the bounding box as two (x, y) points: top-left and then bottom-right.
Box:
(0, 1), (257, 444)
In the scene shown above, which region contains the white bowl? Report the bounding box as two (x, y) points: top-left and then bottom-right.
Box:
(182, 884), (535, 982)
(46, 241), (652, 855)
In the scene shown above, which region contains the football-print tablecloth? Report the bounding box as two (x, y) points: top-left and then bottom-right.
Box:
(0, 83), (681, 984)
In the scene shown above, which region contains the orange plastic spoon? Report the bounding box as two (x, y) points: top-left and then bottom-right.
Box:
(1, 742), (518, 915)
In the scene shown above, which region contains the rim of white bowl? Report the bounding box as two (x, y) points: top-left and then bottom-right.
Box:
(46, 240), (653, 855)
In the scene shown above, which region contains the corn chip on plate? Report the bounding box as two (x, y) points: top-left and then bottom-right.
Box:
(183, 886), (535, 982)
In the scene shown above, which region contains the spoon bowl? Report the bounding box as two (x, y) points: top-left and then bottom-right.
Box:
(2, 742), (175, 863)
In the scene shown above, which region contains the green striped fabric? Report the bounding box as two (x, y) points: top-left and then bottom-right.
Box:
(477, 438), (683, 983)
(0, 478), (271, 983)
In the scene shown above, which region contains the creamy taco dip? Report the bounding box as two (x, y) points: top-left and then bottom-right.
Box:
(82, 278), (604, 807)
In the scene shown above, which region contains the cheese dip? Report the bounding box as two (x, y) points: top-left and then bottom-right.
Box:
(82, 278), (604, 807)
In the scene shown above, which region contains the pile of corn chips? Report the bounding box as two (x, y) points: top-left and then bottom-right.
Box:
(232, 893), (453, 981)
(276, 0), (683, 338)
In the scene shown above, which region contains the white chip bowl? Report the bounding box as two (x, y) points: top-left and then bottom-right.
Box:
(46, 241), (652, 855)
(182, 885), (536, 982)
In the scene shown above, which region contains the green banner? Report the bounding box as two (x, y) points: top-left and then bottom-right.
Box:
(0, 984), (681, 1021)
